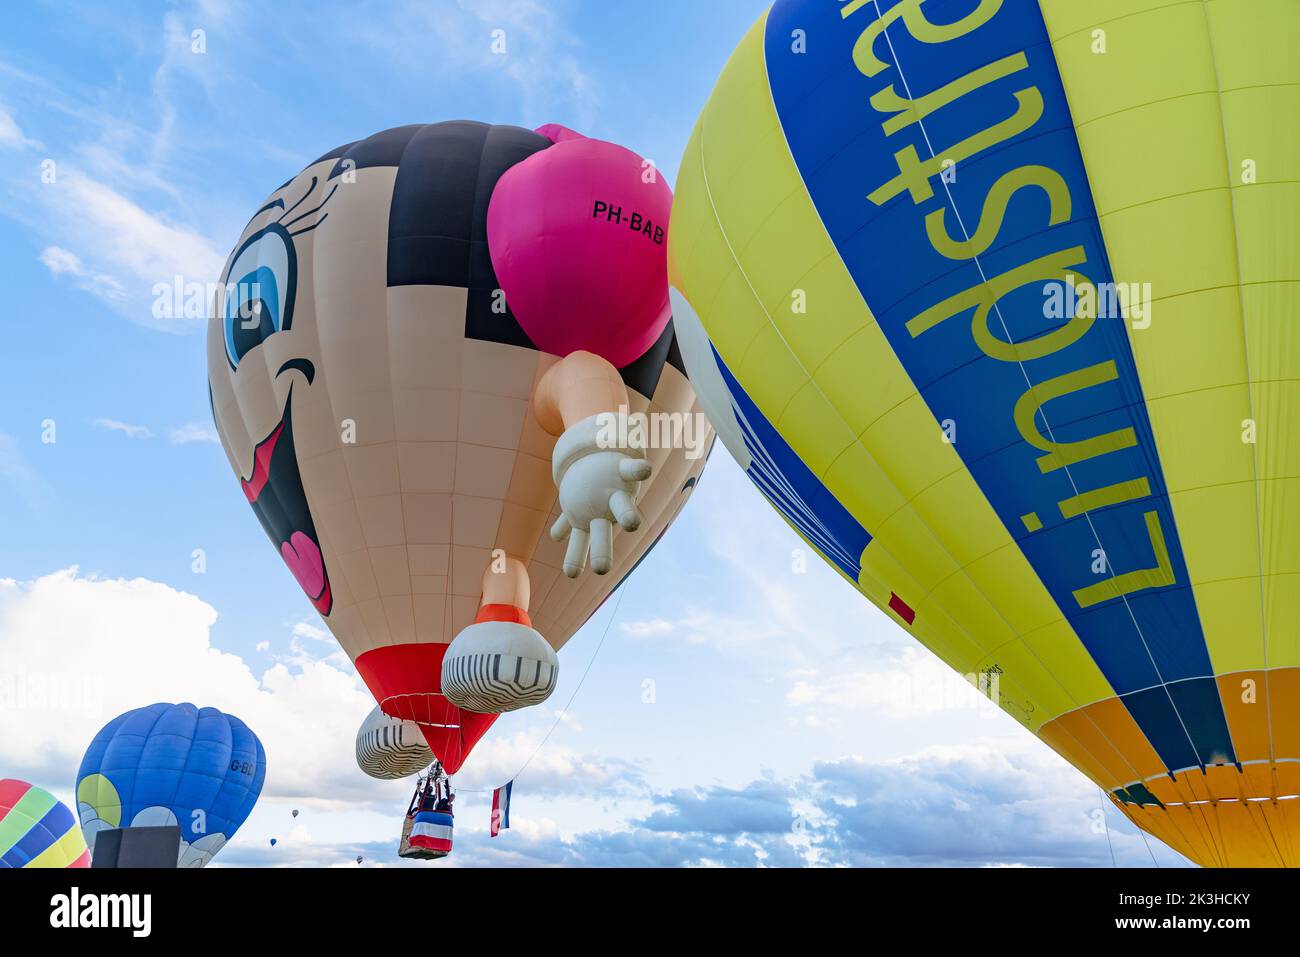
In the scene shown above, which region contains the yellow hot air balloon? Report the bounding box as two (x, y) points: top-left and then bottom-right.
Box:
(209, 121), (712, 772)
(669, 0), (1300, 866)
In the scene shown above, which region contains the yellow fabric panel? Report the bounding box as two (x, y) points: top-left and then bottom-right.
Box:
(1039, 0), (1188, 40)
(1203, 0), (1300, 88)
(1101, 191), (1240, 301)
(1244, 283), (1300, 382)
(1124, 288), (1244, 401)
(1142, 387), (1255, 493)
(1043, 1), (1217, 127)
(975, 639), (1079, 726)
(1078, 93), (1228, 216)
(1263, 574), (1300, 666)
(668, 9), (1117, 727)
(1167, 483), (1258, 584)
(1194, 579), (1264, 675)
(1221, 85), (1300, 186)
(1020, 618), (1115, 704)
(1046, 0), (1300, 679)
(25, 826), (87, 869)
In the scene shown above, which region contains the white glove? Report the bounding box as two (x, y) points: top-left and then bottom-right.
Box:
(549, 413), (653, 577)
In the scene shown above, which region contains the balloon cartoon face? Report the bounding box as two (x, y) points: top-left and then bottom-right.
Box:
(209, 122), (712, 772)
(211, 177), (336, 618)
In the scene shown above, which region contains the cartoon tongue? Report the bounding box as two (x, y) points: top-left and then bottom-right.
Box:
(281, 531), (325, 599)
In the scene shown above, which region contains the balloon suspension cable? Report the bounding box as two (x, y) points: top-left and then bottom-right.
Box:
(453, 581), (630, 793)
(1098, 787), (1117, 868)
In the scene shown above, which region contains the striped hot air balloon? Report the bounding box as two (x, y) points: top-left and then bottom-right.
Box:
(669, 0), (1300, 867)
(0, 779), (90, 868)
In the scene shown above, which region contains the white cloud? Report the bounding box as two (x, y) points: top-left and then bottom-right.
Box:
(168, 421), (219, 444)
(46, 170), (225, 305)
(0, 569), (380, 805)
(0, 103), (37, 149)
(93, 418), (153, 439)
(785, 646), (1002, 721)
(0, 433), (45, 504)
(450, 729), (644, 797)
(619, 617), (674, 638)
(362, 0), (598, 128)
(38, 246), (126, 302)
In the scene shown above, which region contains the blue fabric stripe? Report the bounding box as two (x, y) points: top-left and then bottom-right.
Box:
(712, 346), (871, 581)
(762, 0), (1233, 770)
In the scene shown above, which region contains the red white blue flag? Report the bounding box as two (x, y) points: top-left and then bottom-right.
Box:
(490, 781), (512, 837)
(409, 810), (453, 854)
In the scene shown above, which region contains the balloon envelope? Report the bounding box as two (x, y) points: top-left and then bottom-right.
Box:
(208, 121), (710, 773)
(670, 0), (1300, 867)
(355, 704), (433, 780)
(0, 779), (90, 868)
(76, 703), (266, 867)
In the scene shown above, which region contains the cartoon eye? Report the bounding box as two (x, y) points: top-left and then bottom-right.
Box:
(222, 223), (297, 368)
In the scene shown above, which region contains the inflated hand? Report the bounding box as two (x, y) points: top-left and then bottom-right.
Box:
(549, 413), (653, 577)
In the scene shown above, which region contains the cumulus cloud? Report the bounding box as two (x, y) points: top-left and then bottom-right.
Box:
(450, 728), (645, 798)
(785, 645), (1003, 722)
(0, 569), (381, 805)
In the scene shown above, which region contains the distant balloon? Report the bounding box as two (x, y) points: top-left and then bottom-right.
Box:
(0, 779), (90, 868)
(76, 703), (266, 867)
(356, 855), (363, 865)
(291, 809), (299, 818)
(269, 838), (277, 847)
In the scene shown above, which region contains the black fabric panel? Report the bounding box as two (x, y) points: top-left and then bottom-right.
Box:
(311, 139), (358, 169)
(326, 125), (424, 179)
(386, 121), (492, 287)
(619, 319), (677, 400)
(663, 323), (687, 376)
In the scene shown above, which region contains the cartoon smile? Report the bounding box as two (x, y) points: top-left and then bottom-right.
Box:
(240, 377), (333, 616)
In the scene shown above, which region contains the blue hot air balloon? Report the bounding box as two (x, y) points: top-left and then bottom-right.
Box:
(76, 703), (266, 867)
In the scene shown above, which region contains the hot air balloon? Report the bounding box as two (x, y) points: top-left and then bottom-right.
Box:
(356, 704), (434, 780)
(76, 703), (266, 867)
(292, 809), (299, 818)
(668, 0), (1300, 867)
(269, 837), (277, 847)
(0, 779), (90, 868)
(209, 121), (712, 774)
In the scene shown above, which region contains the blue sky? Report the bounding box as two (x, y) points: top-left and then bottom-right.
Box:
(0, 0), (1188, 867)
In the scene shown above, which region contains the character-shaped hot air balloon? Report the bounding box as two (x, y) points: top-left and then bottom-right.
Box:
(0, 779), (90, 868)
(209, 121), (712, 774)
(669, 0), (1300, 867)
(77, 703), (266, 867)
(355, 704), (434, 780)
